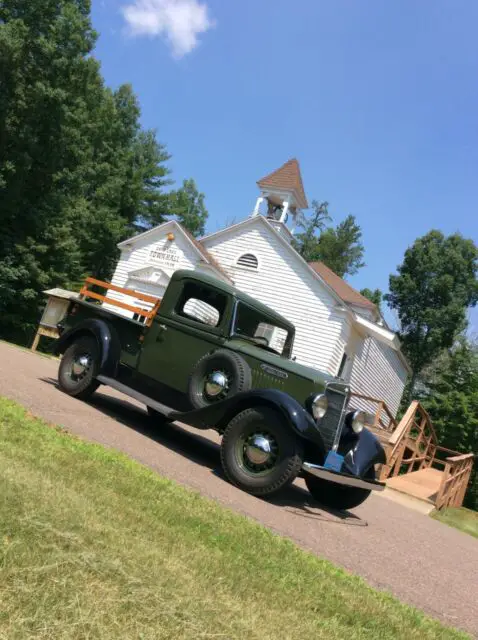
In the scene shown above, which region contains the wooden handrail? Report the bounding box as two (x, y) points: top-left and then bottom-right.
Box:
(400, 454), (429, 463)
(444, 453), (475, 463)
(435, 445), (463, 455)
(349, 392), (398, 432)
(435, 453), (474, 509)
(379, 398), (474, 509)
(389, 401), (419, 448)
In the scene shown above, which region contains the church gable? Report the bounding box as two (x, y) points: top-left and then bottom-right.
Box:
(118, 220), (231, 283)
(201, 217), (339, 309)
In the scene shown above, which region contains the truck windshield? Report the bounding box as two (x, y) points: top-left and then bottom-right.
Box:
(232, 302), (293, 357)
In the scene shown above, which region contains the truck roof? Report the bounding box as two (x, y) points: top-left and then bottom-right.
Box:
(171, 269), (294, 331)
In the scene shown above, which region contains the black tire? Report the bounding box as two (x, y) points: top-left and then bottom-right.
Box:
(188, 349), (252, 410)
(58, 335), (100, 400)
(305, 466), (376, 511)
(147, 406), (172, 426)
(220, 407), (304, 496)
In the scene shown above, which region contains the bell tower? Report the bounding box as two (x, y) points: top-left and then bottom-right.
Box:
(251, 158), (308, 235)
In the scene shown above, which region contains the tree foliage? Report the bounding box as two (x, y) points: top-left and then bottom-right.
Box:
(420, 338), (478, 510)
(360, 288), (383, 308)
(315, 215), (365, 278)
(293, 200), (331, 262)
(166, 178), (208, 238)
(385, 231), (478, 400)
(294, 202), (365, 278)
(0, 0), (207, 345)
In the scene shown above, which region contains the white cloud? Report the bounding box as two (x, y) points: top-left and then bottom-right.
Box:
(121, 0), (214, 58)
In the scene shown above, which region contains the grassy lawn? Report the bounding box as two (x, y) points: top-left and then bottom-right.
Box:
(431, 506), (478, 539)
(0, 398), (468, 640)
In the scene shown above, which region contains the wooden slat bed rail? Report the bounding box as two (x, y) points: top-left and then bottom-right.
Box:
(79, 277), (161, 326)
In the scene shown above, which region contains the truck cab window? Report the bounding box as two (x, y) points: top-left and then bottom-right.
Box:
(176, 282), (227, 327)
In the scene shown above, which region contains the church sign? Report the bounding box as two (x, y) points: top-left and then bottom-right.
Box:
(149, 246), (181, 269)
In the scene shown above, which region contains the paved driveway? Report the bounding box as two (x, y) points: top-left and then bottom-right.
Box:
(1, 341), (477, 636)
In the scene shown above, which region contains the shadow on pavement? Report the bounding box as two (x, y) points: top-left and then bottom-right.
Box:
(41, 377), (367, 527)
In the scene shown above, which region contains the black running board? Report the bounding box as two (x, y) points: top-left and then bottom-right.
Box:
(96, 375), (175, 418)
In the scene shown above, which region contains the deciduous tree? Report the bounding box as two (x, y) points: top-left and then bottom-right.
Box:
(360, 288), (383, 308)
(294, 203), (365, 278)
(166, 178), (208, 237)
(293, 200), (331, 260)
(0, 0), (174, 344)
(385, 230), (478, 401)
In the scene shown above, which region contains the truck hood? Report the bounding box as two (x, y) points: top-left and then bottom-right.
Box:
(229, 339), (338, 386)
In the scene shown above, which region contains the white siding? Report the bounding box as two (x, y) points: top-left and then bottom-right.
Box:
(330, 314), (353, 378)
(349, 336), (408, 418)
(203, 222), (345, 375)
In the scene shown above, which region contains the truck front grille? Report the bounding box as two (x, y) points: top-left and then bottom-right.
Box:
(319, 383), (349, 450)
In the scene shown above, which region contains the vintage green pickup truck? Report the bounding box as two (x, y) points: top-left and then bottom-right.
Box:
(53, 269), (386, 510)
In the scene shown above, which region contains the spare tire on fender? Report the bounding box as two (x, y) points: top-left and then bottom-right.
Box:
(188, 349), (252, 409)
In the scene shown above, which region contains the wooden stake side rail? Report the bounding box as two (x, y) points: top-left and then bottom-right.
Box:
(79, 277), (161, 327)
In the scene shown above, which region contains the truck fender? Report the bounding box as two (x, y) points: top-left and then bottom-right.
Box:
(53, 319), (121, 378)
(343, 428), (387, 477)
(172, 388), (327, 454)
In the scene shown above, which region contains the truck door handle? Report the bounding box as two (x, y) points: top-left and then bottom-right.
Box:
(156, 324), (167, 342)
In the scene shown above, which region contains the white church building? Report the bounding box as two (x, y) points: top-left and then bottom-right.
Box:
(107, 159), (410, 417)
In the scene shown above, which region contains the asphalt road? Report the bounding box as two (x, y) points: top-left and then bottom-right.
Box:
(1, 341), (477, 637)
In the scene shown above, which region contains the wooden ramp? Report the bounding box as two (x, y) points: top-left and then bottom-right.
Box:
(351, 394), (474, 510)
(386, 468), (443, 504)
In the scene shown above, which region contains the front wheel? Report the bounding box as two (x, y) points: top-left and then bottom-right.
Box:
(220, 407), (304, 496)
(305, 466), (375, 511)
(58, 336), (100, 400)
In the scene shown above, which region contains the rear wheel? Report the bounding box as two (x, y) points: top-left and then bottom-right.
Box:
(58, 336), (100, 400)
(220, 407), (304, 496)
(305, 466), (375, 511)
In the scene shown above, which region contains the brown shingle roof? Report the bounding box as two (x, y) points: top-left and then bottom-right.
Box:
(308, 261), (377, 312)
(183, 228), (233, 283)
(257, 158), (308, 209)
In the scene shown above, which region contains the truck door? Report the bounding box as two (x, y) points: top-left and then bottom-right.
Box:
(137, 279), (229, 403)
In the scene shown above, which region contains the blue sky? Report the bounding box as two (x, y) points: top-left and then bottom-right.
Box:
(91, 0), (478, 331)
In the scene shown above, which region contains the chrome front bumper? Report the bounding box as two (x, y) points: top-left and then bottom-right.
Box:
(302, 462), (386, 492)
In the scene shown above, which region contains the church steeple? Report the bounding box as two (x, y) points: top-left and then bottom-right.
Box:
(251, 159), (308, 234)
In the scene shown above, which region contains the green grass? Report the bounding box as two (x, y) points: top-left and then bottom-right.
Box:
(431, 506), (478, 539)
(0, 398), (469, 640)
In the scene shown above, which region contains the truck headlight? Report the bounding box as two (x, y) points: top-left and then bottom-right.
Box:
(346, 410), (368, 434)
(311, 394), (328, 420)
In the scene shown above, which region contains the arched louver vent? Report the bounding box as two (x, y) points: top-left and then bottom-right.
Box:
(237, 253), (259, 270)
